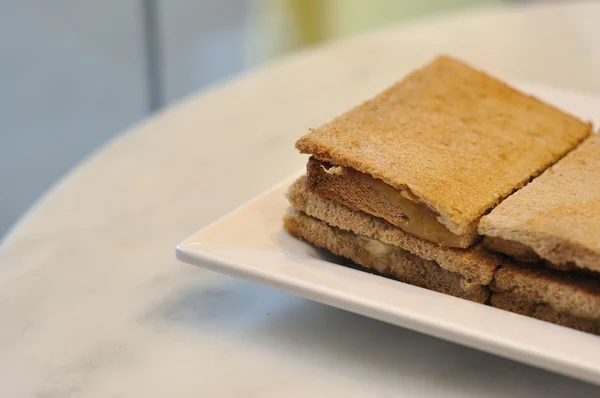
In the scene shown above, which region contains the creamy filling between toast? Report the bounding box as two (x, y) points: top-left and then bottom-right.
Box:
(323, 164), (469, 247)
(356, 236), (392, 273)
(357, 236), (392, 257)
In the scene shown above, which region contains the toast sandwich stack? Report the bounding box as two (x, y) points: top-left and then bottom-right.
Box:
(283, 56), (600, 334)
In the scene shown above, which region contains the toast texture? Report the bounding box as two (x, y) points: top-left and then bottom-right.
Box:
(284, 178), (600, 333)
(480, 134), (600, 273)
(306, 157), (478, 247)
(296, 56), (591, 235)
(483, 236), (541, 263)
(283, 208), (489, 303)
(491, 292), (600, 335)
(287, 176), (499, 285)
(491, 263), (600, 321)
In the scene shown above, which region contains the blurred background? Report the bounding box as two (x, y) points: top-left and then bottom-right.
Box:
(0, 0), (543, 237)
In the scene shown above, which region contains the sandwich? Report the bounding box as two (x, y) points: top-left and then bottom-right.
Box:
(296, 56), (590, 248)
(284, 180), (600, 334)
(283, 55), (598, 334)
(479, 133), (600, 332)
(284, 177), (499, 303)
(490, 264), (600, 335)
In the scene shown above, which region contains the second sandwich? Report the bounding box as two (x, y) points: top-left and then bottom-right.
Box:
(284, 56), (599, 333)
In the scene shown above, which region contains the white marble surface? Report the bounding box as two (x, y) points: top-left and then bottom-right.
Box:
(2, 2), (600, 397)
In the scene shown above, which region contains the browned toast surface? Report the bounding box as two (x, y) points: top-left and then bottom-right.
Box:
(284, 178), (600, 333)
(306, 157), (478, 247)
(287, 176), (498, 284)
(296, 56), (591, 234)
(284, 208), (489, 303)
(480, 134), (600, 273)
(491, 263), (600, 321)
(491, 291), (600, 335)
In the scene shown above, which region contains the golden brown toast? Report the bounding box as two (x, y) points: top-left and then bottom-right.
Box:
(480, 134), (600, 273)
(306, 157), (478, 247)
(284, 177), (600, 334)
(296, 56), (591, 237)
(491, 292), (600, 335)
(490, 263), (600, 335)
(284, 208), (489, 303)
(287, 176), (498, 285)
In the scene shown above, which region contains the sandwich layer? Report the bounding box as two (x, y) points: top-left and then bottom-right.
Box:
(283, 208), (489, 303)
(480, 134), (600, 273)
(483, 236), (587, 273)
(491, 292), (600, 335)
(482, 236), (541, 263)
(296, 56), (591, 235)
(287, 176), (499, 285)
(491, 263), (600, 321)
(306, 157), (477, 247)
(284, 179), (600, 333)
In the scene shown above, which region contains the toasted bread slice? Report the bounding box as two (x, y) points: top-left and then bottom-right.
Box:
(283, 208), (489, 303)
(306, 157), (477, 248)
(287, 176), (499, 285)
(490, 263), (600, 334)
(491, 263), (600, 323)
(480, 134), (600, 273)
(296, 56), (591, 236)
(285, 178), (600, 333)
(491, 292), (600, 335)
(482, 236), (541, 263)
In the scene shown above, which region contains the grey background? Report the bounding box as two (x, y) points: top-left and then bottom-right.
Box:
(0, 0), (253, 238)
(0, 0), (541, 239)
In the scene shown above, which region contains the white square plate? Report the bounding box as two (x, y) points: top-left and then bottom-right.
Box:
(177, 83), (600, 386)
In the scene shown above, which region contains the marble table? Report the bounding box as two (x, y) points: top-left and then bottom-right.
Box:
(2, 2), (600, 397)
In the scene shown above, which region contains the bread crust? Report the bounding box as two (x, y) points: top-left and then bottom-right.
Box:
(480, 134), (600, 273)
(306, 157), (478, 248)
(491, 292), (600, 335)
(287, 176), (499, 284)
(483, 236), (541, 263)
(491, 263), (600, 321)
(283, 208), (489, 303)
(296, 56), (591, 235)
(284, 178), (600, 333)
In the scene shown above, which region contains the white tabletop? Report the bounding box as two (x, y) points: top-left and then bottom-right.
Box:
(2, 2), (600, 397)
